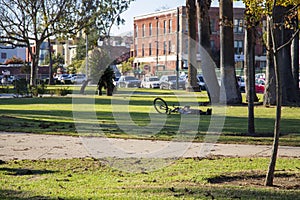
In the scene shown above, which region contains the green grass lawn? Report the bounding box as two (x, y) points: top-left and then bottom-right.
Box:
(0, 86), (299, 146)
(1, 86), (299, 199)
(0, 157), (299, 199)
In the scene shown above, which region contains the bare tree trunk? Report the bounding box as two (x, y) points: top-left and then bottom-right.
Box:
(47, 36), (54, 85)
(219, 0), (242, 104)
(30, 45), (40, 87)
(265, 16), (282, 186)
(264, 18), (276, 106)
(291, 16), (300, 98)
(275, 6), (299, 105)
(265, 3), (300, 186)
(186, 0), (199, 92)
(244, 25), (256, 134)
(197, 0), (220, 103)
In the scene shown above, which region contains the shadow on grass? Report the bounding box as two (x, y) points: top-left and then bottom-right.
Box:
(206, 172), (295, 184)
(160, 186), (300, 200)
(0, 189), (53, 200)
(0, 167), (57, 176)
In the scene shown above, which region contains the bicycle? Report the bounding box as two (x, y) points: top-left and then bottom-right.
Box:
(153, 97), (180, 114)
(153, 97), (212, 115)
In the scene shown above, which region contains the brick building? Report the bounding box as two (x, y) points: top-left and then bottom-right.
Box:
(132, 6), (266, 76)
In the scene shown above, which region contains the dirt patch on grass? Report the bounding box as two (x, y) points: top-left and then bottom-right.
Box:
(207, 170), (300, 189)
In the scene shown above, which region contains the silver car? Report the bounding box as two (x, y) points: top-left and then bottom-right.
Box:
(117, 76), (141, 88)
(159, 75), (185, 90)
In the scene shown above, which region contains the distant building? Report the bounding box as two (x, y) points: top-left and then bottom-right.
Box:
(133, 6), (266, 76)
(0, 46), (26, 64)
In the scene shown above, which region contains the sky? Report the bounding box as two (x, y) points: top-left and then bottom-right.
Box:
(110, 0), (245, 36)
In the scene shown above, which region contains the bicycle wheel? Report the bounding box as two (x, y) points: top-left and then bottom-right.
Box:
(153, 97), (169, 114)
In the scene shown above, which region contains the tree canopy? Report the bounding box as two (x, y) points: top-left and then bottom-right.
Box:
(0, 0), (96, 85)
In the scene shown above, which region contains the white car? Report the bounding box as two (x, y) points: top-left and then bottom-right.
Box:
(70, 74), (87, 84)
(59, 74), (73, 84)
(141, 76), (160, 88)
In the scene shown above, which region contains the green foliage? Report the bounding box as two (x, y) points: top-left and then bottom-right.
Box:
(30, 83), (47, 97)
(120, 56), (134, 74)
(67, 59), (84, 74)
(14, 79), (29, 96)
(43, 53), (65, 74)
(86, 47), (111, 83)
(0, 0), (95, 86)
(75, 30), (99, 60)
(20, 63), (31, 74)
(55, 87), (70, 96)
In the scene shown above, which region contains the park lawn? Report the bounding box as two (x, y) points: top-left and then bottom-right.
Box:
(0, 86), (299, 146)
(0, 157), (299, 199)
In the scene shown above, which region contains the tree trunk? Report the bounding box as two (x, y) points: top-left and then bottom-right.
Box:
(48, 36), (54, 85)
(186, 0), (199, 92)
(265, 14), (282, 186)
(197, 0), (220, 103)
(264, 18), (276, 106)
(30, 45), (40, 87)
(244, 24), (256, 134)
(219, 0), (242, 104)
(291, 16), (300, 99)
(275, 6), (299, 105)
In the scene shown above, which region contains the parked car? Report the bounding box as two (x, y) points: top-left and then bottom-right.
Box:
(116, 76), (141, 88)
(183, 74), (206, 90)
(70, 74), (87, 84)
(159, 75), (185, 90)
(60, 74), (73, 84)
(141, 76), (160, 88)
(236, 76), (245, 93)
(255, 73), (265, 80)
(0, 75), (15, 85)
(255, 78), (265, 93)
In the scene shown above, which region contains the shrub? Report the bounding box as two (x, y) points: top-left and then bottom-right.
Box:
(30, 83), (46, 97)
(55, 87), (70, 96)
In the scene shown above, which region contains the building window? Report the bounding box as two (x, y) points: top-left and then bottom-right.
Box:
(149, 23), (152, 36)
(163, 41), (167, 55)
(135, 25), (138, 37)
(210, 19), (216, 33)
(1, 52), (7, 59)
(164, 20), (167, 34)
(149, 43), (152, 56)
(210, 40), (215, 50)
(155, 20), (160, 36)
(142, 44), (145, 56)
(135, 45), (137, 56)
(234, 19), (243, 33)
(142, 24), (145, 37)
(168, 40), (172, 54)
(169, 19), (172, 33)
(234, 40), (243, 54)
